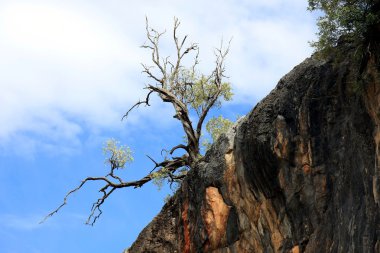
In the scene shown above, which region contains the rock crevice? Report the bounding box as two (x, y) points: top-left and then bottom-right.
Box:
(127, 54), (380, 252)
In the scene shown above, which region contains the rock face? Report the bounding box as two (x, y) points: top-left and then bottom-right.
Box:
(127, 52), (380, 252)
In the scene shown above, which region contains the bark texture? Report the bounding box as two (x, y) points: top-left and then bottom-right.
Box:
(126, 53), (380, 252)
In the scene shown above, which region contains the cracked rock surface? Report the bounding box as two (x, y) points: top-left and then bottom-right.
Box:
(127, 54), (380, 252)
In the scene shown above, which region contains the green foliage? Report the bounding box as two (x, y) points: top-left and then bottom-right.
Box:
(151, 167), (170, 190)
(202, 115), (234, 150)
(151, 166), (187, 190)
(170, 68), (233, 116)
(103, 138), (133, 169)
(308, 0), (379, 54)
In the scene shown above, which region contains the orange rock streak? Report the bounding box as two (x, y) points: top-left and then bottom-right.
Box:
(202, 186), (230, 251)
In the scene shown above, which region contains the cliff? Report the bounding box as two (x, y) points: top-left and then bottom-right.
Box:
(126, 48), (380, 252)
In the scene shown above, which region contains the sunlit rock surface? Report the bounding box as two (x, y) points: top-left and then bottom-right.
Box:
(127, 52), (380, 252)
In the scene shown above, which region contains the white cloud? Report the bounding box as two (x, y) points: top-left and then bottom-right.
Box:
(0, 214), (42, 231)
(0, 3), (132, 63)
(0, 2), (144, 155)
(0, 212), (87, 231)
(0, 0), (317, 156)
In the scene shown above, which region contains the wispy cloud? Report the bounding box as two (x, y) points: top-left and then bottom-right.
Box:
(0, 0), (316, 156)
(0, 212), (88, 231)
(0, 214), (43, 231)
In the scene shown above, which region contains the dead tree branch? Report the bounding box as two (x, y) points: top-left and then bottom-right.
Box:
(41, 154), (188, 225)
(122, 90), (154, 120)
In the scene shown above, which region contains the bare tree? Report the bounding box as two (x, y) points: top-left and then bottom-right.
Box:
(42, 17), (232, 225)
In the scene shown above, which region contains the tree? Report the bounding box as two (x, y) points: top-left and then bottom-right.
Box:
(308, 0), (380, 55)
(42, 17), (233, 225)
(202, 115), (234, 151)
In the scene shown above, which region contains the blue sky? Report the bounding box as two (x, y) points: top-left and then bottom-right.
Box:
(0, 1), (317, 252)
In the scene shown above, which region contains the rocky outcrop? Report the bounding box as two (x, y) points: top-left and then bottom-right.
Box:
(127, 51), (380, 252)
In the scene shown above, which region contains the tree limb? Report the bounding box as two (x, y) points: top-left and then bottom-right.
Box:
(196, 41), (230, 136)
(41, 154), (188, 225)
(169, 144), (189, 155)
(122, 90), (154, 120)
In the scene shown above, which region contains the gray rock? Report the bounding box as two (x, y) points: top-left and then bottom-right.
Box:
(127, 51), (380, 253)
